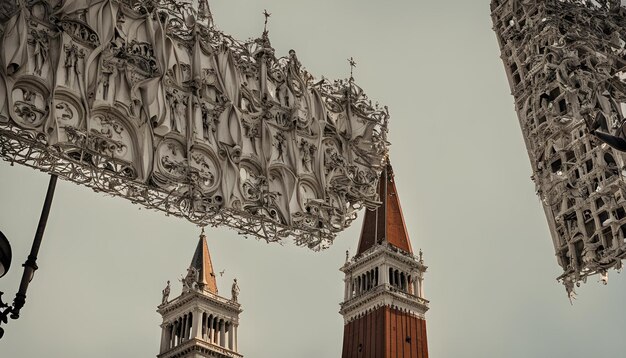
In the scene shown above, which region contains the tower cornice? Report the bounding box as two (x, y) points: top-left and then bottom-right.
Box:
(158, 289), (242, 318)
(157, 338), (243, 358)
(339, 284), (429, 323)
(341, 243), (427, 275)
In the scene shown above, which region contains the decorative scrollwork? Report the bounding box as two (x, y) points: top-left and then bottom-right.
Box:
(0, 0), (391, 249)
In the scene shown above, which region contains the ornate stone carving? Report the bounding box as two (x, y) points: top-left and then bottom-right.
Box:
(0, 0), (391, 249)
(492, 0), (626, 291)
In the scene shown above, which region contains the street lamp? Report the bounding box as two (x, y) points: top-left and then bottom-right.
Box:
(0, 175), (57, 339)
(0, 231), (10, 279)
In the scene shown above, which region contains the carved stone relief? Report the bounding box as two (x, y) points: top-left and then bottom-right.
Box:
(0, 0), (390, 248)
(492, 0), (626, 291)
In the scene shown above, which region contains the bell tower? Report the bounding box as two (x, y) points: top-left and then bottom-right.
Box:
(157, 230), (242, 358)
(340, 163), (430, 358)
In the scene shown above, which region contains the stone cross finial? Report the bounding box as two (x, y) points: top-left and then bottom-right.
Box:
(263, 9), (271, 33)
(348, 57), (357, 80)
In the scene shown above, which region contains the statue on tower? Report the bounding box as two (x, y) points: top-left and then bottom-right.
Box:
(231, 278), (240, 302)
(162, 280), (171, 304)
(181, 266), (200, 291)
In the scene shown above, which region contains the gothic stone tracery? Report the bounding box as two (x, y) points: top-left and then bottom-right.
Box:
(492, 0), (626, 294)
(0, 0), (390, 249)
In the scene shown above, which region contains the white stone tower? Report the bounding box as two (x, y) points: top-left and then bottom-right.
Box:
(157, 230), (242, 358)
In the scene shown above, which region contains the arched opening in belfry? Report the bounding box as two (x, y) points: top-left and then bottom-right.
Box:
(202, 312), (208, 340)
(394, 269), (400, 289)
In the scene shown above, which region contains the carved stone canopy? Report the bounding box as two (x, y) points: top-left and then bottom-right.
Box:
(0, 0), (390, 249)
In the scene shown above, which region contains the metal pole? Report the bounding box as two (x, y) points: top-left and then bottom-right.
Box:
(10, 174), (58, 319)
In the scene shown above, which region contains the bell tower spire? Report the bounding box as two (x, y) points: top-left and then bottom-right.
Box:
(340, 162), (430, 358)
(157, 230), (243, 358)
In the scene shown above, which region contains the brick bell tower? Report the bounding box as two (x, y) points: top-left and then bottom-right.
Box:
(340, 163), (430, 358)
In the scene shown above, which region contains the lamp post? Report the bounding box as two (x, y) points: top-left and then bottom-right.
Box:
(0, 231), (11, 279)
(0, 174), (58, 339)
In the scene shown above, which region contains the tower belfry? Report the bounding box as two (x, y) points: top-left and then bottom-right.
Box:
(340, 163), (429, 358)
(157, 230), (242, 358)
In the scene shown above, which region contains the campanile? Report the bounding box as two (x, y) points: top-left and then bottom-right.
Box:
(340, 163), (429, 358)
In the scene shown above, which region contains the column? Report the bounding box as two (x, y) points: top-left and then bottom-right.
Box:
(406, 275), (415, 295)
(344, 278), (349, 300)
(418, 275), (424, 297)
(234, 324), (239, 352)
(220, 319), (226, 347)
(192, 309), (202, 339)
(381, 264), (388, 285)
(159, 324), (171, 353)
(228, 321), (234, 350)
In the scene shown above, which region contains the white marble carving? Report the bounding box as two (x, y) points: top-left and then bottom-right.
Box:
(492, 0), (626, 292)
(0, 0), (389, 249)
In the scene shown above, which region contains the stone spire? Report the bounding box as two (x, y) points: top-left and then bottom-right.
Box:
(340, 162), (429, 358)
(190, 228), (218, 294)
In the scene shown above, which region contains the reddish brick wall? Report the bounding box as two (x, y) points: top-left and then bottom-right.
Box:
(342, 307), (427, 358)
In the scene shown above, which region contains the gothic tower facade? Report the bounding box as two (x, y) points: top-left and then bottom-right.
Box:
(491, 0), (626, 293)
(340, 164), (429, 358)
(157, 231), (242, 358)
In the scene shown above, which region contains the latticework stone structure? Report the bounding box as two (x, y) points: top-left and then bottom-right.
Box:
(491, 0), (626, 297)
(0, 1), (390, 249)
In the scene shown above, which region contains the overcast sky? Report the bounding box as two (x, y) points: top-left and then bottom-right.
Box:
(2, 1), (626, 357)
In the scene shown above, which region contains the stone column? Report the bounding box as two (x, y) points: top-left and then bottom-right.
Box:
(418, 275), (424, 297)
(228, 322), (234, 350)
(381, 264), (388, 285)
(160, 324), (171, 353)
(234, 324), (239, 352)
(192, 309), (202, 339)
(220, 319), (226, 347)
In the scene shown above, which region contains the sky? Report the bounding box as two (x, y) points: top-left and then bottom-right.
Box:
(2, 1), (626, 357)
